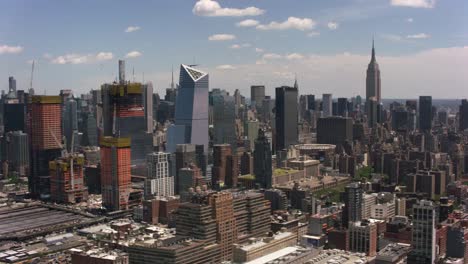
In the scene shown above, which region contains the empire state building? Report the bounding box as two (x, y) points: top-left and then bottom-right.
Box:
(366, 40), (381, 103)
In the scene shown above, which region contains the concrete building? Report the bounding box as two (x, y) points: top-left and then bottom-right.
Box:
(362, 194), (377, 219)
(232, 231), (297, 263)
(349, 221), (378, 257)
(71, 248), (129, 264)
(375, 243), (411, 264)
(175, 192), (237, 262)
(128, 237), (220, 264)
(212, 144), (238, 189)
(145, 152), (174, 198)
(408, 200), (437, 264)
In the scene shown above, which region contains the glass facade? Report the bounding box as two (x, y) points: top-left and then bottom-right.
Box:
(167, 65), (209, 152)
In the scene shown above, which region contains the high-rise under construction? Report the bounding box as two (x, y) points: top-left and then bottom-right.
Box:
(27, 95), (63, 198)
(100, 60), (153, 164)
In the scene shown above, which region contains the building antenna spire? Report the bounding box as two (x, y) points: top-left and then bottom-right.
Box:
(371, 36), (376, 61)
(171, 65), (174, 89)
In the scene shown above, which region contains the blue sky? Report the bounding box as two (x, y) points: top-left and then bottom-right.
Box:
(1, 0), (467, 98)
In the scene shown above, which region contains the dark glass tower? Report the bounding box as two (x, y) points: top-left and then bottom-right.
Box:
(275, 86), (298, 151)
(342, 182), (363, 227)
(167, 64), (209, 152)
(419, 96), (433, 131)
(254, 129), (272, 189)
(459, 99), (468, 131)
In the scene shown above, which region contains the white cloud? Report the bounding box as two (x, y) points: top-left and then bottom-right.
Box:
(125, 26), (141, 33)
(381, 34), (404, 42)
(255, 48), (264, 53)
(286, 53), (304, 60)
(208, 34), (236, 41)
(256, 17), (316, 31)
(193, 0), (264, 17)
(307, 32), (320, 37)
(125, 51), (142, 58)
(407, 33), (430, 39)
(230, 43), (251, 49)
(0, 44), (23, 54)
(236, 19), (260, 27)
(263, 53), (283, 60)
(206, 46), (468, 99)
(50, 52), (113, 64)
(327, 22), (339, 30)
(407, 18), (414, 22)
(390, 0), (436, 8)
(216, 64), (236, 70)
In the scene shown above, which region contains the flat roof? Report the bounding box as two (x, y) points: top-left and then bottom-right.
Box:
(245, 246), (298, 264)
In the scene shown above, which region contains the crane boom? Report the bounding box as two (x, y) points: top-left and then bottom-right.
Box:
(30, 60), (34, 91)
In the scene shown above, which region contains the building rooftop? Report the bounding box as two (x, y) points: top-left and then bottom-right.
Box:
(238, 232), (294, 252)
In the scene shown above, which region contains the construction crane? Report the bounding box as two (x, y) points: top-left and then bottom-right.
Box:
(29, 60), (35, 95)
(48, 127), (76, 189)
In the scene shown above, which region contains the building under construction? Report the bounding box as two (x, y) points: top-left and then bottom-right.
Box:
(100, 60), (153, 164)
(49, 154), (88, 204)
(27, 95), (63, 198)
(100, 136), (131, 211)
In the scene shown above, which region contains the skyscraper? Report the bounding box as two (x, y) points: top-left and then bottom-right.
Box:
(63, 98), (78, 152)
(408, 200), (437, 264)
(250, 85), (265, 109)
(419, 96), (433, 131)
(459, 99), (468, 131)
(275, 86), (298, 151)
(4, 131), (29, 177)
(367, 97), (378, 128)
(343, 182), (363, 227)
(28, 95), (63, 198)
(254, 129), (272, 188)
(317, 116), (353, 147)
(366, 40), (381, 103)
(100, 136), (131, 211)
(8, 76), (16, 95)
(322, 94), (332, 117)
(101, 61), (153, 163)
(337, 97), (348, 117)
(143, 82), (154, 133)
(211, 89), (236, 150)
(167, 64), (209, 152)
(145, 152), (174, 198)
(307, 94), (316, 111)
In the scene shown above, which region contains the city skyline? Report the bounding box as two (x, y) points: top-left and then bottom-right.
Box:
(1, 0), (467, 98)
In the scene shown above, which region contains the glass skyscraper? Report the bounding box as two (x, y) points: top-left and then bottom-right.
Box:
(167, 64), (209, 152)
